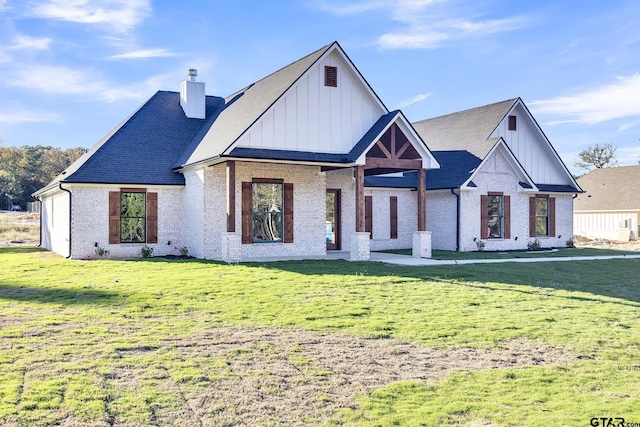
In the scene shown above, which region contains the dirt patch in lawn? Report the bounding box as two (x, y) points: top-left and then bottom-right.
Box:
(151, 326), (578, 426)
(575, 235), (640, 252)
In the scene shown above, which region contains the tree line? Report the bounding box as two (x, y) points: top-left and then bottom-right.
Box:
(0, 145), (87, 210)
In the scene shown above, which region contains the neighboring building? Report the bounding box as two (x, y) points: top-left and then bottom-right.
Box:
(366, 99), (582, 251)
(574, 165), (640, 241)
(34, 42), (439, 261)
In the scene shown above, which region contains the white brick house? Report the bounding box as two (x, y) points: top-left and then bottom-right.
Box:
(34, 42), (439, 261)
(34, 43), (579, 260)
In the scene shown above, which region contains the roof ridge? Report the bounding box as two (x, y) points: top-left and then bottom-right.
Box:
(413, 98), (519, 124)
(225, 42), (334, 101)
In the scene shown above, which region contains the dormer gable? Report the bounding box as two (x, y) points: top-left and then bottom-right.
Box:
(490, 99), (579, 190)
(462, 139), (536, 191)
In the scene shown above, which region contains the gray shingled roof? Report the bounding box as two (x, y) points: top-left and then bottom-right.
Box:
(37, 91), (224, 192)
(178, 43), (334, 167)
(574, 165), (640, 211)
(412, 98), (518, 159)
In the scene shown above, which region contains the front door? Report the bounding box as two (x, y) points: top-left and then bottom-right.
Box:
(326, 189), (341, 250)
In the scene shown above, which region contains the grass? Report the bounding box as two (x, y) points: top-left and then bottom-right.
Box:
(1, 247), (640, 425)
(379, 247), (639, 259)
(0, 212), (39, 243)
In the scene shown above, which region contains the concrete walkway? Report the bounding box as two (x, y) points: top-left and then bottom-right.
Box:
(241, 250), (640, 265)
(369, 251), (640, 266)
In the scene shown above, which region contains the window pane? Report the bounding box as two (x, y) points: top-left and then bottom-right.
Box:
(120, 192), (146, 243)
(487, 196), (501, 216)
(252, 212), (282, 242)
(487, 195), (503, 238)
(488, 216), (502, 238)
(326, 193), (336, 244)
(536, 217), (548, 236)
(252, 183), (282, 212)
(121, 218), (145, 243)
(536, 198), (548, 216)
(121, 193), (145, 217)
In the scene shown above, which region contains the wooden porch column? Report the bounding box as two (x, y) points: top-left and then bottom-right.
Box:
(417, 168), (426, 231)
(355, 166), (365, 232)
(226, 160), (236, 232)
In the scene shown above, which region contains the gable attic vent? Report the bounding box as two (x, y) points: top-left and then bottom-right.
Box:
(508, 115), (517, 131)
(325, 66), (337, 87)
(180, 68), (205, 119)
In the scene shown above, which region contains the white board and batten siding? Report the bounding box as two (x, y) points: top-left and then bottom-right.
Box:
(236, 51), (385, 154)
(41, 191), (71, 257)
(491, 103), (567, 185)
(574, 211), (639, 240)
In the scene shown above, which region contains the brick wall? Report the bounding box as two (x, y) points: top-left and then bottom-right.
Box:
(66, 185), (184, 259)
(325, 168), (355, 251)
(183, 170), (205, 258)
(233, 162), (327, 259)
(365, 188), (416, 251)
(203, 165), (227, 260)
(426, 190), (457, 251)
(459, 149), (573, 251)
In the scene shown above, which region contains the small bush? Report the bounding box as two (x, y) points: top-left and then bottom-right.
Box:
(94, 244), (109, 259)
(178, 246), (189, 257)
(527, 239), (541, 251)
(475, 239), (486, 252)
(566, 238), (575, 248)
(140, 244), (154, 258)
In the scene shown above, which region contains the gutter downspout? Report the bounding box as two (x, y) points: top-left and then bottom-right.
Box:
(34, 195), (42, 248)
(58, 183), (72, 258)
(451, 188), (460, 252)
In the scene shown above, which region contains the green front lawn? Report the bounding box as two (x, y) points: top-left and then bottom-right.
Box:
(1, 247), (639, 426)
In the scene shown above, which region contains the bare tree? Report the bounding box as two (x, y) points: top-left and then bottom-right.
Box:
(574, 143), (617, 171)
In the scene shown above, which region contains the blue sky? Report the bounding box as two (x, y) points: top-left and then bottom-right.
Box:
(0, 0), (639, 174)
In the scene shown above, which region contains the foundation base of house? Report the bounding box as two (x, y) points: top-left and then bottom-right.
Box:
(221, 233), (242, 263)
(412, 231), (432, 258)
(350, 232), (371, 261)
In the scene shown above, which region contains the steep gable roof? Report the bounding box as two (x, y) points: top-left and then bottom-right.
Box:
(410, 97), (580, 193)
(574, 165), (640, 211)
(412, 98), (518, 159)
(37, 91), (223, 193)
(177, 43), (336, 168)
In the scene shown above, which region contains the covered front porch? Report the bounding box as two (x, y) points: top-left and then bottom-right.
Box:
(323, 115), (439, 261)
(215, 112), (439, 263)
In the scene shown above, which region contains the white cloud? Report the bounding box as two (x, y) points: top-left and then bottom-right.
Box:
(30, 0), (152, 32)
(362, 0), (530, 49)
(7, 65), (98, 95)
(618, 123), (636, 132)
(396, 92), (432, 108)
(108, 48), (178, 60)
(0, 108), (63, 124)
(616, 146), (640, 166)
(309, 0), (391, 15)
(5, 64), (157, 102)
(0, 51), (12, 63)
(531, 74), (640, 125)
(9, 35), (52, 50)
(379, 16), (528, 49)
